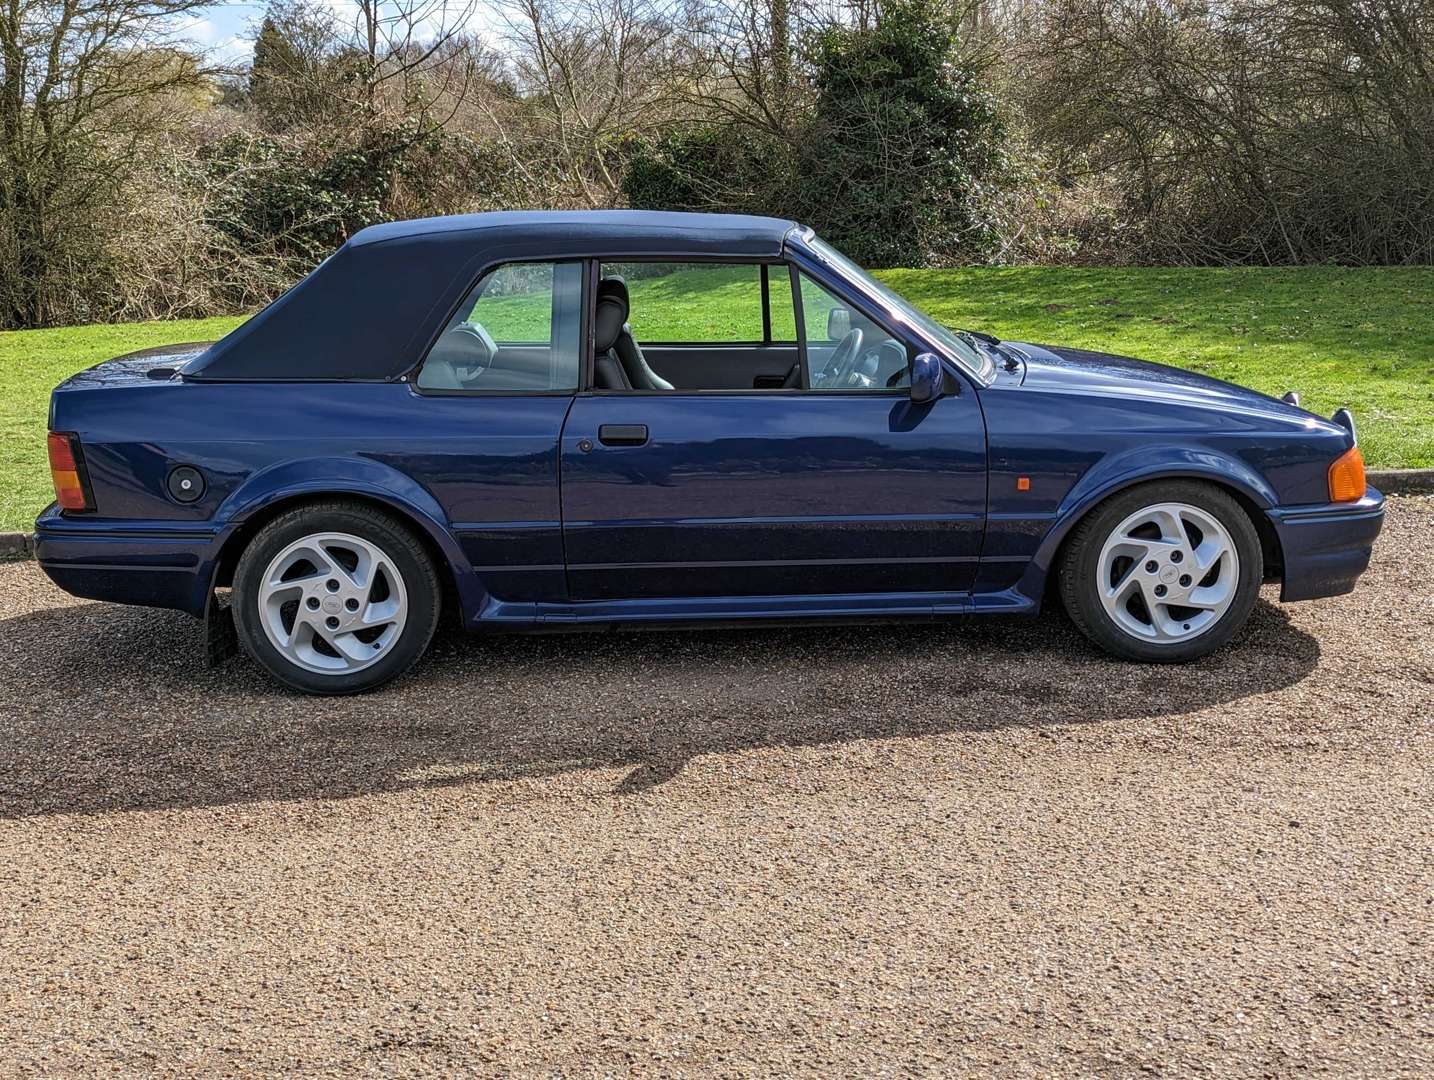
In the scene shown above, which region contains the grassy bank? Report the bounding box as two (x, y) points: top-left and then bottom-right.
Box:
(888, 265), (1433, 471)
(1, 267), (1430, 533)
(0, 317), (243, 532)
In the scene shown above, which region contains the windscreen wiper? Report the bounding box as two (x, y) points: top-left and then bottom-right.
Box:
(959, 329), (1020, 372)
(958, 329), (1002, 348)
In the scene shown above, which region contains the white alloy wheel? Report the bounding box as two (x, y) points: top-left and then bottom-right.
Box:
(1096, 501), (1240, 644)
(256, 531), (409, 675)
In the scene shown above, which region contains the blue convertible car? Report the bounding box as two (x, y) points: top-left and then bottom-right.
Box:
(38, 211), (1384, 693)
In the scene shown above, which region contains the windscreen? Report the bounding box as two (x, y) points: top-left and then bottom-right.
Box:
(806, 236), (993, 381)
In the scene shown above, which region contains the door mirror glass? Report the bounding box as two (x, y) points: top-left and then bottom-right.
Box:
(826, 307), (851, 341)
(909, 352), (946, 404)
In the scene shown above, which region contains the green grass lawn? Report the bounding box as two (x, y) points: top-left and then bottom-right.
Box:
(0, 317), (243, 532)
(2, 267), (1430, 533)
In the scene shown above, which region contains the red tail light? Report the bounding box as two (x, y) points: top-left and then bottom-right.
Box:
(48, 431), (94, 512)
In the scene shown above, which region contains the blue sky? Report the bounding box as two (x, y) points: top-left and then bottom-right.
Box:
(177, 3), (268, 64)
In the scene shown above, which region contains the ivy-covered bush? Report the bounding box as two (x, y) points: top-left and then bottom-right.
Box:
(797, 1), (1005, 266)
(198, 123), (434, 265)
(623, 0), (1006, 267)
(622, 127), (796, 217)
(189, 121), (525, 309)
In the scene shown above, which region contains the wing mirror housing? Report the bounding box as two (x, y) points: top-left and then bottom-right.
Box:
(826, 307), (851, 341)
(909, 352), (952, 404)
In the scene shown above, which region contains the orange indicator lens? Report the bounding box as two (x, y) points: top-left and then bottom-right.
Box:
(1327, 446), (1365, 503)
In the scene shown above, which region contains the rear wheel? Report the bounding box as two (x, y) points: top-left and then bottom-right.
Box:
(1059, 481), (1262, 662)
(232, 501), (441, 694)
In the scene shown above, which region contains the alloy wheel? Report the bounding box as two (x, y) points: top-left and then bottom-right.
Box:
(1096, 501), (1240, 643)
(256, 531), (409, 675)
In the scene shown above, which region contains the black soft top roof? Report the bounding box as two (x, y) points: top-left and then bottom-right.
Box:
(184, 210), (798, 382)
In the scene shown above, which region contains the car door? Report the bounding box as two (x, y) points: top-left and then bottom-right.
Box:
(558, 260), (987, 605)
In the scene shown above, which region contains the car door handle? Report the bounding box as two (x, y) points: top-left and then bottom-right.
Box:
(598, 424), (648, 447)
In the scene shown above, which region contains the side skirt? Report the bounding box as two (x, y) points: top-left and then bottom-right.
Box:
(467, 589), (1041, 632)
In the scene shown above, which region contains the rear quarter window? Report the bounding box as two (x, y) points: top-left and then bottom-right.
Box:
(417, 261), (582, 392)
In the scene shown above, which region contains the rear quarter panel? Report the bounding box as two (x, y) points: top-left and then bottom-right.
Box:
(47, 379), (572, 615)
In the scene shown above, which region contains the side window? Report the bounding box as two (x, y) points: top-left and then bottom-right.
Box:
(768, 268), (798, 342)
(598, 262), (765, 343)
(798, 273), (910, 391)
(417, 261), (582, 391)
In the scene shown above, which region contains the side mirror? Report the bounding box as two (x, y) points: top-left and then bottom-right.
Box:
(909, 352), (948, 404)
(826, 307), (851, 341)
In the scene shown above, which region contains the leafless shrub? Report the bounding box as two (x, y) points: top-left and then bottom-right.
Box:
(1002, 0), (1434, 264)
(482, 0), (697, 207)
(0, 0), (212, 327)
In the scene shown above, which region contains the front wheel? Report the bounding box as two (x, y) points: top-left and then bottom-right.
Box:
(232, 501), (441, 694)
(1059, 481), (1263, 662)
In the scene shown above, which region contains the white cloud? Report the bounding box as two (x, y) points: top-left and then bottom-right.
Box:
(215, 35), (256, 64)
(173, 12), (256, 65)
(175, 15), (217, 44)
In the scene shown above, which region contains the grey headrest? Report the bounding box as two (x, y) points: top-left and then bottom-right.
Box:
(593, 277), (629, 353)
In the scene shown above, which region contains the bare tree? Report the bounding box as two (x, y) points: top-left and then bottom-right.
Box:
(341, 0), (482, 131)
(495, 0), (693, 206)
(248, 0), (352, 131)
(0, 0), (210, 326)
(684, 0), (903, 139)
(1003, 0), (1434, 264)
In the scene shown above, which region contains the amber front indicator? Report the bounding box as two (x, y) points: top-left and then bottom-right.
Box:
(1328, 445), (1366, 503)
(47, 431), (93, 511)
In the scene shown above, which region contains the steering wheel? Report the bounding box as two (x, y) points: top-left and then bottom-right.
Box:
(445, 321), (497, 386)
(816, 328), (864, 388)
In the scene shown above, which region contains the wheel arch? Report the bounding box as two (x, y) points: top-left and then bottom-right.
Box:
(212, 489), (453, 592)
(1040, 469), (1285, 608)
(205, 466), (479, 622)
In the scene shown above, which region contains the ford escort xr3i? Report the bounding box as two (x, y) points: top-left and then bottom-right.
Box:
(37, 211), (1384, 693)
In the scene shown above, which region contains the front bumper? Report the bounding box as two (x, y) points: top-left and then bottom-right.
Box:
(34, 503), (219, 616)
(1268, 489), (1385, 602)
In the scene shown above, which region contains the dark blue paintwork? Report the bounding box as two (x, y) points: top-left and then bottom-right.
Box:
(559, 391), (986, 602)
(36, 211), (1384, 633)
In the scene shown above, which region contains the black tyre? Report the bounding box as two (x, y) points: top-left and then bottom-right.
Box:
(231, 500), (441, 694)
(1058, 481), (1262, 662)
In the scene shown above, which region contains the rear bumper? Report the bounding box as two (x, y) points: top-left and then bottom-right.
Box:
(1268, 489), (1385, 602)
(34, 504), (217, 616)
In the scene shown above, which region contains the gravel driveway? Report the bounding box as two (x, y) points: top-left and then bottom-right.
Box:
(2, 499), (1430, 1077)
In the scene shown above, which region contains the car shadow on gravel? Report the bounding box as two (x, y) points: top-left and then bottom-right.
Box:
(0, 595), (1320, 817)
